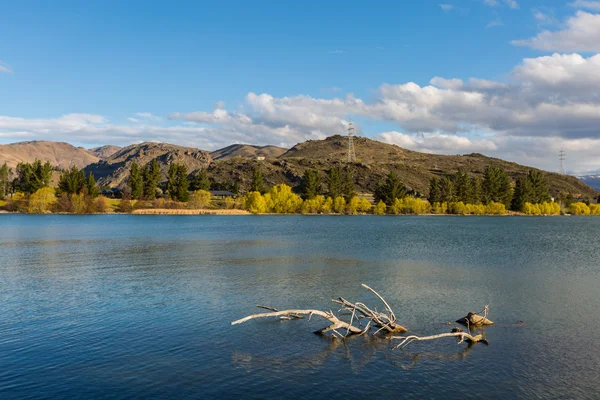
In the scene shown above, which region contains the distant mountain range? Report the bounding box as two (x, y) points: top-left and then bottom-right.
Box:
(576, 175), (600, 191)
(0, 137), (598, 198)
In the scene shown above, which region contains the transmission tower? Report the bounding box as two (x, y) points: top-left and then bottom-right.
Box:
(559, 149), (566, 175)
(347, 121), (356, 163)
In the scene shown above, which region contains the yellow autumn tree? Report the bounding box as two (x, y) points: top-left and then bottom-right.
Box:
(188, 190), (212, 209)
(266, 184), (303, 213)
(333, 196), (346, 214)
(570, 202), (591, 215)
(28, 187), (56, 214)
(245, 191), (268, 214)
(373, 200), (387, 215)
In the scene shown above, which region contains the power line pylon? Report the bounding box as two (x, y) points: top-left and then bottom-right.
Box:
(559, 149), (566, 175)
(347, 122), (356, 163)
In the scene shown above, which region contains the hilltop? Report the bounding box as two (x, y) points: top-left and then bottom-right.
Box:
(0, 141), (100, 169)
(210, 144), (287, 161)
(88, 145), (121, 160)
(84, 142), (211, 188)
(209, 135), (597, 198)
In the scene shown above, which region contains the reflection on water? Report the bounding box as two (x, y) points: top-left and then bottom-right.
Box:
(0, 215), (599, 399)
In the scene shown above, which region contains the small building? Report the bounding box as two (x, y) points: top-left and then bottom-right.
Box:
(209, 190), (236, 199)
(255, 156), (266, 161)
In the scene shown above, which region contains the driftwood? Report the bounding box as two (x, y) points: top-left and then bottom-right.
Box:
(231, 284), (405, 337)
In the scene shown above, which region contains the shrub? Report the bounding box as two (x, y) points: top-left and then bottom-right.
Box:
(244, 191), (268, 214)
(321, 197), (333, 214)
(333, 196), (346, 214)
(28, 187), (56, 214)
(590, 204), (600, 215)
(570, 202), (591, 215)
(391, 197), (431, 214)
(373, 200), (386, 215)
(301, 195), (325, 214)
(357, 198), (372, 213)
(95, 196), (109, 213)
(432, 202), (448, 214)
(223, 197), (235, 209)
(484, 202), (507, 215)
(188, 190), (211, 209)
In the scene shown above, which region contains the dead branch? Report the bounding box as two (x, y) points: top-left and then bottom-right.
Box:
(390, 331), (489, 350)
(231, 309), (366, 335)
(332, 297), (407, 333)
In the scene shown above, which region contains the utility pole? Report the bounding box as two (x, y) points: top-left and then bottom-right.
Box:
(347, 121), (356, 163)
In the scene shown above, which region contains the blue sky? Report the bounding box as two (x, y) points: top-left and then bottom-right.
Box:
(2, 0), (600, 173)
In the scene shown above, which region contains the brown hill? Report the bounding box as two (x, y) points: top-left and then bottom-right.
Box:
(88, 145), (121, 159)
(0, 141), (99, 169)
(207, 135), (598, 199)
(210, 144), (287, 161)
(85, 142), (211, 188)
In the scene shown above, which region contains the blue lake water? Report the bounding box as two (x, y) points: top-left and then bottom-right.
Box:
(1, 215), (599, 399)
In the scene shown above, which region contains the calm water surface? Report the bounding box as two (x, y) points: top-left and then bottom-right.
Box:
(1, 215), (599, 399)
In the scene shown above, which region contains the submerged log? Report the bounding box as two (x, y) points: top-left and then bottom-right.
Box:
(456, 305), (494, 327)
(390, 331), (489, 350)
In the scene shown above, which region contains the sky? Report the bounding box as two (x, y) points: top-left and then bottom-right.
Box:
(1, 0), (600, 174)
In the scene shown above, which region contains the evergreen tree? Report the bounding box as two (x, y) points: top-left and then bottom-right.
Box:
(190, 169), (211, 191)
(482, 166), (513, 207)
(175, 164), (190, 202)
(511, 177), (532, 211)
(230, 180), (239, 195)
(527, 170), (549, 204)
(167, 163), (178, 199)
(250, 167), (265, 193)
(58, 165), (86, 195)
(143, 159), (161, 199)
(129, 162), (144, 200)
(299, 169), (321, 200)
(438, 176), (455, 203)
(471, 176), (483, 204)
(13, 161), (50, 193)
(454, 169), (472, 203)
(86, 172), (100, 198)
(342, 170), (355, 202)
(428, 177), (440, 204)
(327, 167), (343, 199)
(0, 163), (9, 199)
(375, 171), (405, 205)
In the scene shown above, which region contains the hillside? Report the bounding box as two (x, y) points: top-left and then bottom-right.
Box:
(84, 142), (211, 188)
(0, 141), (100, 169)
(207, 135), (598, 199)
(88, 145), (121, 159)
(210, 144), (287, 161)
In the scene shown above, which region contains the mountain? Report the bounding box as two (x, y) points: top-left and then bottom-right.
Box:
(577, 175), (600, 191)
(85, 142), (211, 188)
(0, 141), (100, 169)
(210, 144), (287, 161)
(88, 145), (121, 160)
(208, 135), (598, 198)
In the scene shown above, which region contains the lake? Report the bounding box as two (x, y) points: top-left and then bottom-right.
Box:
(1, 215), (599, 399)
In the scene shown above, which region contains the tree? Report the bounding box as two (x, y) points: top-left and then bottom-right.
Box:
(526, 170), (549, 204)
(374, 171), (405, 205)
(428, 177), (440, 204)
(438, 177), (455, 203)
(190, 169), (211, 191)
(244, 191), (268, 214)
(143, 159), (161, 199)
(511, 177), (532, 211)
(0, 163), (9, 199)
(299, 169), (321, 200)
(175, 164), (190, 202)
(471, 177), (483, 204)
(482, 166), (513, 207)
(265, 184), (303, 213)
(454, 169), (472, 203)
(342, 170), (355, 202)
(13, 160), (52, 194)
(189, 190), (211, 209)
(58, 165), (86, 195)
(327, 167), (344, 199)
(129, 162), (144, 200)
(251, 167), (265, 193)
(28, 187), (57, 213)
(167, 163), (178, 199)
(86, 172), (100, 199)
(374, 200), (387, 215)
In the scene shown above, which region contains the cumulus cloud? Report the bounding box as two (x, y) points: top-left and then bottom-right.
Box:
(570, 0), (600, 11)
(3, 51), (600, 172)
(512, 11), (600, 52)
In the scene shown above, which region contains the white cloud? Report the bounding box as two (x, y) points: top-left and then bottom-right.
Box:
(439, 4), (454, 11)
(483, 0), (499, 6)
(504, 0), (519, 9)
(134, 112), (162, 121)
(377, 131), (498, 154)
(328, 49), (345, 54)
(570, 0), (600, 11)
(486, 19), (504, 28)
(0, 61), (13, 74)
(512, 11), (600, 52)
